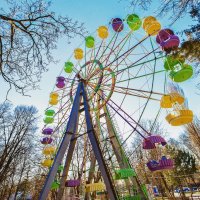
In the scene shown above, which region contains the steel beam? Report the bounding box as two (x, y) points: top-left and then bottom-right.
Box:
(39, 83), (82, 200)
(81, 83), (119, 200)
(56, 132), (79, 200)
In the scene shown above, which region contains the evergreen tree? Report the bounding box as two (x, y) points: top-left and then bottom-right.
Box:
(166, 146), (197, 175)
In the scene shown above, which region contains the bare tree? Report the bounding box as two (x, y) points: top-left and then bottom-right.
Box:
(125, 0), (152, 10)
(0, 0), (85, 95)
(0, 103), (39, 196)
(184, 117), (200, 156)
(127, 0), (198, 22)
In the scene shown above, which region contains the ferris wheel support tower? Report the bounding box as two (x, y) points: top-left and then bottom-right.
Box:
(39, 81), (119, 200)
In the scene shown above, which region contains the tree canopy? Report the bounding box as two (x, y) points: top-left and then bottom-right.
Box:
(0, 0), (85, 95)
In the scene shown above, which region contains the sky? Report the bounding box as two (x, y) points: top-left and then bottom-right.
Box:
(0, 0), (199, 141)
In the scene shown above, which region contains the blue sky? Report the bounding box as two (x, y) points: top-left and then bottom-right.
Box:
(0, 0), (199, 140)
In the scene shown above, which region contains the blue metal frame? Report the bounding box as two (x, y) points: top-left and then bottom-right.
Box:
(39, 82), (119, 200)
(39, 83), (82, 200)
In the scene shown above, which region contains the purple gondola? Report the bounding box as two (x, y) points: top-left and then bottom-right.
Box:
(147, 158), (174, 171)
(65, 180), (81, 187)
(56, 76), (65, 89)
(57, 76), (65, 82)
(42, 128), (53, 135)
(112, 18), (124, 32)
(41, 137), (53, 144)
(161, 35), (180, 51)
(143, 135), (167, 149)
(156, 29), (174, 44)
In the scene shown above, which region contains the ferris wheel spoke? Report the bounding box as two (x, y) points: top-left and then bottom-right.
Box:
(115, 69), (165, 84)
(57, 101), (71, 117)
(86, 83), (97, 110)
(101, 49), (162, 85)
(52, 113), (70, 134)
(99, 84), (162, 99)
(124, 52), (154, 74)
(88, 54), (164, 84)
(86, 32), (119, 79)
(104, 35), (149, 70)
(105, 99), (151, 150)
(85, 48), (95, 76)
(142, 64), (152, 91)
(113, 46), (160, 75)
(103, 33), (119, 66)
(86, 41), (104, 76)
(101, 31), (132, 67)
(54, 105), (71, 131)
(77, 116), (86, 134)
(61, 85), (77, 98)
(105, 94), (150, 140)
(87, 32), (140, 81)
(106, 100), (147, 138)
(102, 87), (160, 101)
(132, 34), (156, 56)
(98, 30), (132, 66)
(87, 83), (148, 136)
(99, 69), (165, 90)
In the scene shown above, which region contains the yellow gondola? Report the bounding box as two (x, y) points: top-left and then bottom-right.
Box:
(97, 26), (109, 39)
(41, 159), (53, 168)
(85, 182), (105, 192)
(50, 92), (59, 99)
(160, 93), (184, 108)
(165, 110), (193, 126)
(49, 98), (58, 105)
(49, 92), (59, 105)
(74, 48), (84, 60)
(142, 16), (157, 29)
(42, 146), (56, 155)
(143, 16), (161, 35)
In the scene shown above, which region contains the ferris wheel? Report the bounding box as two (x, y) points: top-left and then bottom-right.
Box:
(39, 14), (193, 200)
